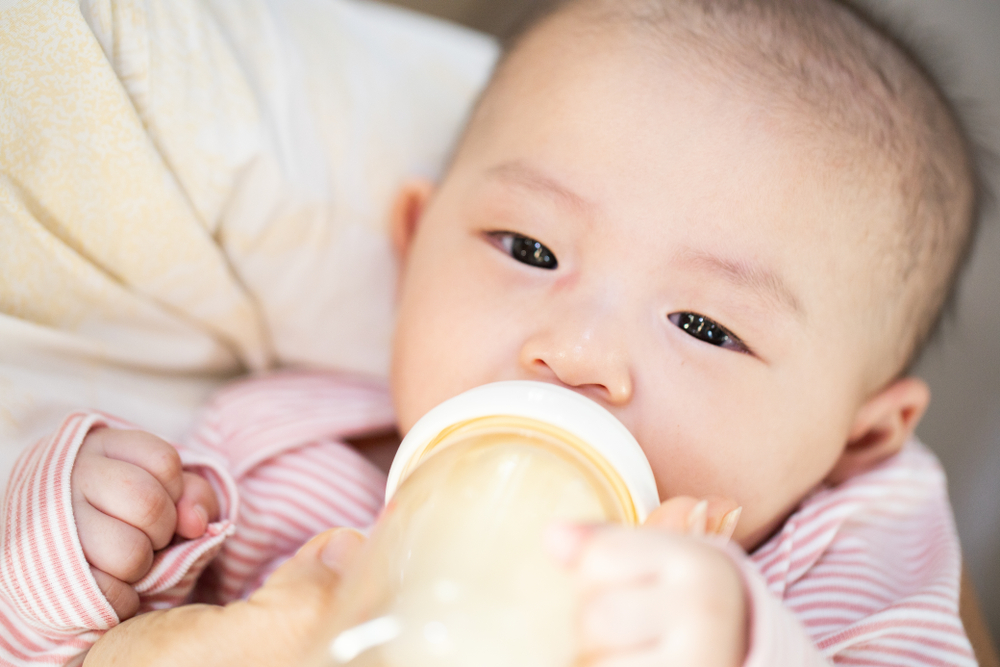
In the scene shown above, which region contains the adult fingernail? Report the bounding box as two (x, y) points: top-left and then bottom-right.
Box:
(687, 499), (708, 536)
(719, 507), (743, 541)
(545, 523), (591, 565)
(321, 529), (364, 571)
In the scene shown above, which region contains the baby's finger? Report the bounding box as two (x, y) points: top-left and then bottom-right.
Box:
(76, 503), (154, 583)
(90, 566), (139, 621)
(575, 528), (707, 587)
(85, 429), (184, 502)
(174, 472), (220, 540)
(643, 496), (702, 532)
(580, 648), (664, 667)
(545, 522), (595, 566)
(547, 524), (675, 584)
(75, 456), (177, 550)
(580, 584), (665, 653)
(645, 496), (742, 539)
(577, 529), (659, 584)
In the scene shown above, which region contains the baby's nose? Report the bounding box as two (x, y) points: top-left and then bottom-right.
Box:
(518, 320), (633, 406)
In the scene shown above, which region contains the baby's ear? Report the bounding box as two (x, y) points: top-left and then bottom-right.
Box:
(390, 179), (436, 260)
(826, 376), (930, 485)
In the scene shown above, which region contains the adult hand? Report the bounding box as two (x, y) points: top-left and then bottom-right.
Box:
(83, 528), (366, 667)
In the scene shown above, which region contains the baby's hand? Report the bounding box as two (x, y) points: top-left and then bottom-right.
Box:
(644, 495), (742, 539)
(549, 498), (747, 667)
(71, 428), (220, 620)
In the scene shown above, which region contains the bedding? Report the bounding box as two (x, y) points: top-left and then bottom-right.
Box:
(0, 0), (497, 480)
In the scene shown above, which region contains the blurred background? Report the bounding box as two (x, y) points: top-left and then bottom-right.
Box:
(382, 0), (1000, 638)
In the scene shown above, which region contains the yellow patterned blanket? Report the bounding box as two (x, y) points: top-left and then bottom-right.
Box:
(0, 0), (495, 477)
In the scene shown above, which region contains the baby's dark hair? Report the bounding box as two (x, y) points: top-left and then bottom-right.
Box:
(479, 0), (985, 381)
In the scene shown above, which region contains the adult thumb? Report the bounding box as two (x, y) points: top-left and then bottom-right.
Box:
(266, 527), (367, 593)
(238, 528), (368, 665)
(307, 527), (366, 573)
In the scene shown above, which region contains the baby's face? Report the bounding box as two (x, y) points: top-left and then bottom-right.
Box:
(391, 20), (901, 547)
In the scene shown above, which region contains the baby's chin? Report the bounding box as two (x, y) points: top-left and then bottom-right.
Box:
(733, 499), (805, 552)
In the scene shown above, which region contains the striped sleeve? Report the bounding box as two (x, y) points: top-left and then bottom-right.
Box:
(184, 371), (394, 604)
(742, 441), (976, 667)
(738, 554), (831, 667)
(0, 411), (237, 666)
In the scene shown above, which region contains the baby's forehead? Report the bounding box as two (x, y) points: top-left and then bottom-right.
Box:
(485, 2), (908, 176)
(469, 12), (910, 237)
(498, 0), (950, 168)
(477, 10), (907, 215)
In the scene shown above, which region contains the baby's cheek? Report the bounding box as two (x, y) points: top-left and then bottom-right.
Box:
(389, 330), (480, 434)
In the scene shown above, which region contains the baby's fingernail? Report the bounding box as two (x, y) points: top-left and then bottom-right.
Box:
(193, 504), (208, 529)
(545, 523), (591, 565)
(719, 507), (743, 541)
(687, 500), (708, 537)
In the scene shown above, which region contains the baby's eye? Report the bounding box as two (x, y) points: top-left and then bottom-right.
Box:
(668, 312), (748, 353)
(488, 232), (558, 270)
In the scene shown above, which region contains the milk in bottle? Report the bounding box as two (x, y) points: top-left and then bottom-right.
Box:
(305, 381), (659, 667)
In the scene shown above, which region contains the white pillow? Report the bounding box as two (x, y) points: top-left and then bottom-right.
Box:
(205, 0), (499, 377)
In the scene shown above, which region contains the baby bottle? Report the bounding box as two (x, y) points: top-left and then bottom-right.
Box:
(305, 381), (659, 667)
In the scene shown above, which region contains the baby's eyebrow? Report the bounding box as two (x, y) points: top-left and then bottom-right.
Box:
(486, 161), (594, 215)
(675, 248), (805, 319)
(485, 162), (804, 318)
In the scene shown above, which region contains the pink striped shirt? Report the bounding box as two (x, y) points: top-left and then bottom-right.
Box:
(0, 372), (976, 665)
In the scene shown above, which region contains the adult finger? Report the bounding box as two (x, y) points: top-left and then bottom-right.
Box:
(240, 529), (368, 665)
(74, 455), (177, 550)
(294, 527), (366, 578)
(75, 503), (154, 583)
(90, 566), (139, 621)
(248, 528), (366, 616)
(174, 472), (221, 540)
(86, 529), (368, 667)
(84, 429), (184, 502)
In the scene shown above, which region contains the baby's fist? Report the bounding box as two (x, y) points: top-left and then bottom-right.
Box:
(550, 524), (747, 667)
(71, 428), (219, 620)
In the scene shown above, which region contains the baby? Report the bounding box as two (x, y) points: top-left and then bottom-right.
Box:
(0, 0), (981, 665)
